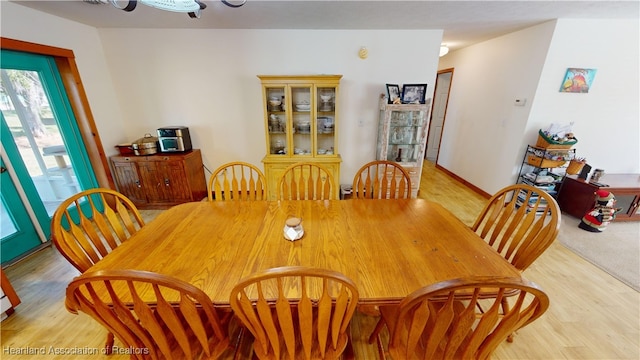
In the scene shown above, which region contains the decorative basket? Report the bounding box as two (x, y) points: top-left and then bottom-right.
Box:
(526, 154), (566, 168)
(536, 130), (578, 149)
(566, 159), (586, 175)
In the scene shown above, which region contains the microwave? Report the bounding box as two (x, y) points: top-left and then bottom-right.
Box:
(157, 126), (192, 152)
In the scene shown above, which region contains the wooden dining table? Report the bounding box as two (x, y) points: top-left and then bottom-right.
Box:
(86, 199), (521, 306)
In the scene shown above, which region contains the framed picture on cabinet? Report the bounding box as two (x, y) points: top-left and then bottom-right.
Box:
(401, 84), (427, 104)
(386, 84), (401, 104)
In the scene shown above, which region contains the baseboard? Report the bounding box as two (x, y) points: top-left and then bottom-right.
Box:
(434, 164), (491, 199)
(1, 242), (52, 269)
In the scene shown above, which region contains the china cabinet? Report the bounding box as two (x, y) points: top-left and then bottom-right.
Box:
(259, 75), (342, 200)
(376, 98), (431, 198)
(110, 149), (207, 209)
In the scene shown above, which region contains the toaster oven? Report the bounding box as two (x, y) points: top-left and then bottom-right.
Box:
(157, 126), (192, 153)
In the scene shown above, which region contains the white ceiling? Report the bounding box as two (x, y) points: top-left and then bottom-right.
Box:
(9, 0), (640, 50)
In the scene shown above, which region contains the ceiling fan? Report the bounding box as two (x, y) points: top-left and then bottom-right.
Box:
(83, 0), (246, 19)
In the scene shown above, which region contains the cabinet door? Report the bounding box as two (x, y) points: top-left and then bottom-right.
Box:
(382, 107), (427, 164)
(158, 160), (192, 202)
(291, 84), (313, 156)
(633, 196), (640, 218)
(614, 193), (640, 218)
(264, 163), (290, 200)
(111, 159), (147, 205)
(404, 166), (421, 197)
(264, 159), (341, 201)
(315, 86), (337, 156)
(137, 161), (170, 203)
(265, 85), (288, 156)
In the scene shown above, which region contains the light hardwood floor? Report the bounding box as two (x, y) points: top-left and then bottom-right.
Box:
(1, 161), (638, 359)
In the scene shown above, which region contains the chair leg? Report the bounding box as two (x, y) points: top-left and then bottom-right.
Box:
(368, 317), (386, 344)
(104, 332), (115, 355)
(344, 324), (355, 360)
(374, 333), (387, 360)
(501, 297), (515, 343)
(234, 327), (257, 360)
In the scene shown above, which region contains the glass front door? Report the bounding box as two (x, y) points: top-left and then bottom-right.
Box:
(0, 50), (98, 263)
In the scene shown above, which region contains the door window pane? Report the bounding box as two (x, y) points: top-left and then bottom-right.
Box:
(0, 69), (80, 215)
(0, 198), (17, 239)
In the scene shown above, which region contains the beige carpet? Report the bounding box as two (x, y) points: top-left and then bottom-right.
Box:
(558, 215), (640, 291)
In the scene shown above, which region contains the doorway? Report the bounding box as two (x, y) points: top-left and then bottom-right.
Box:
(425, 68), (453, 162)
(0, 50), (99, 264)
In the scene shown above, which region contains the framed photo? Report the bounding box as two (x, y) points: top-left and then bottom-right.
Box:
(401, 84), (427, 104)
(559, 68), (597, 93)
(386, 84), (401, 104)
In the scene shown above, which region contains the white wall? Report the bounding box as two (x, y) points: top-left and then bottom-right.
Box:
(529, 19), (640, 174)
(437, 21), (557, 194)
(7, 3), (636, 194)
(97, 29), (441, 183)
(439, 19), (640, 195)
(1, 2), (443, 183)
(1, 2), (129, 157)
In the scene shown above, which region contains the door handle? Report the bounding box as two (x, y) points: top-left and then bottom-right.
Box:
(0, 166), (6, 173)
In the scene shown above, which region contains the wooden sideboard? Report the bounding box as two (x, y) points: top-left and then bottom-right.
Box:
(556, 174), (640, 221)
(110, 149), (207, 209)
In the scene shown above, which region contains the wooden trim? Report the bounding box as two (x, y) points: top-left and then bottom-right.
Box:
(0, 38), (74, 58)
(437, 67), (455, 74)
(435, 163), (491, 199)
(428, 68), (454, 164)
(1, 37), (115, 189)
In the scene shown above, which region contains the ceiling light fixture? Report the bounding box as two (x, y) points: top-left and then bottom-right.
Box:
(439, 44), (450, 57)
(102, 0), (246, 19)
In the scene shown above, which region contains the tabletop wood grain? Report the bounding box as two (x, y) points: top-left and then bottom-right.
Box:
(86, 199), (521, 306)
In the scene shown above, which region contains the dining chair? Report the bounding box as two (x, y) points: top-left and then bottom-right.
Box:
(51, 188), (145, 273)
(229, 266), (359, 359)
(208, 161), (267, 201)
(66, 269), (238, 360)
(277, 162), (336, 200)
(368, 276), (550, 360)
(352, 160), (412, 199)
(51, 187), (145, 353)
(471, 183), (561, 272)
(470, 183), (559, 342)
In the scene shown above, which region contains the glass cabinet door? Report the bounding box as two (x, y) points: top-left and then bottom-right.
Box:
(266, 86), (287, 155)
(386, 109), (426, 162)
(291, 85), (312, 156)
(316, 86), (336, 156)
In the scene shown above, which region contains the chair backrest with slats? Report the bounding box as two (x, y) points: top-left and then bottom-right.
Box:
(66, 269), (232, 360)
(471, 184), (561, 271)
(386, 277), (549, 360)
(207, 162), (267, 201)
(51, 188), (145, 272)
(277, 163), (335, 200)
(352, 160), (412, 199)
(229, 266), (359, 360)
